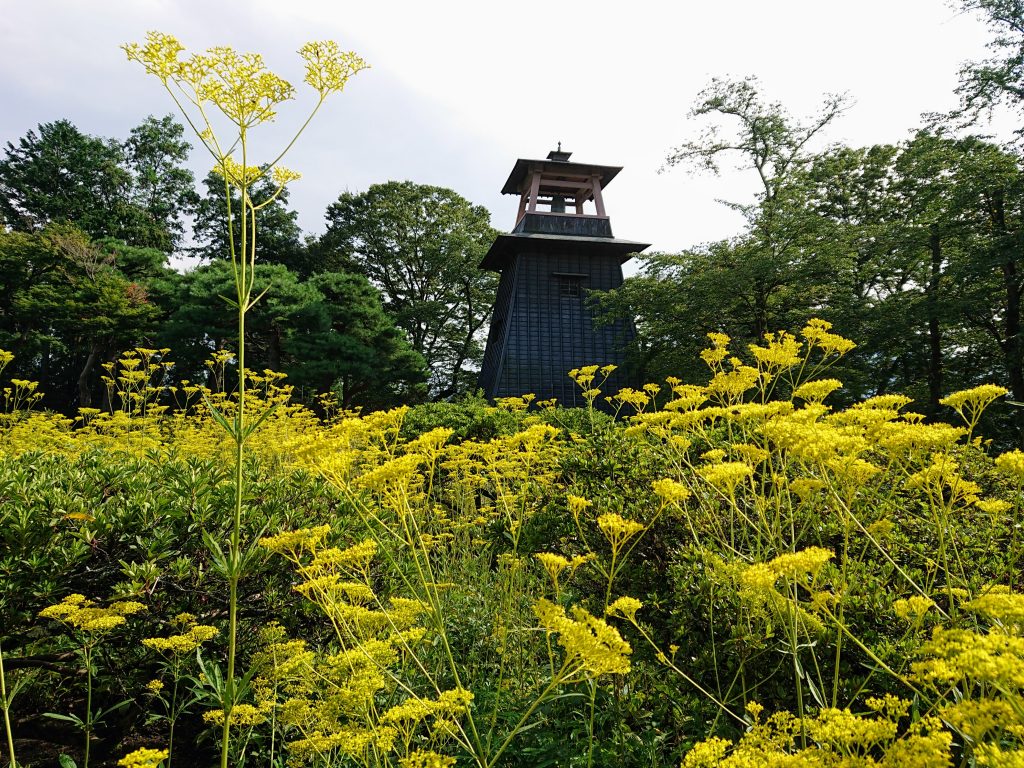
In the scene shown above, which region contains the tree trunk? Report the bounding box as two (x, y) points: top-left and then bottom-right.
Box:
(992, 190), (1024, 404)
(76, 341), (101, 408)
(267, 327), (282, 372)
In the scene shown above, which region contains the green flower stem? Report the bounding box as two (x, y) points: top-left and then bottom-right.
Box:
(0, 640), (16, 768)
(83, 643), (93, 768)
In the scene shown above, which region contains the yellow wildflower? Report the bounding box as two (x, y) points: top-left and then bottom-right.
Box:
(652, 477), (691, 503)
(606, 596), (643, 623)
(793, 379), (843, 403)
(976, 498), (1012, 515)
(143, 624), (219, 654)
(259, 524), (331, 556)
(597, 513), (645, 550)
(117, 747), (169, 768)
(681, 736), (730, 768)
(203, 703), (266, 727)
(400, 751), (457, 768)
(748, 331), (802, 372)
(699, 461), (753, 493)
(964, 591), (1024, 627)
(893, 596), (935, 623)
(996, 449), (1024, 480)
(801, 318), (856, 356)
(534, 599), (632, 676)
(940, 384), (1008, 427)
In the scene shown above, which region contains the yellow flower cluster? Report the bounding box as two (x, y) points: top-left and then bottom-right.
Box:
(913, 627), (1024, 688)
(535, 552), (593, 592)
(597, 513), (646, 551)
(792, 378), (843, 404)
(735, 549), (833, 633)
(612, 387), (651, 412)
(698, 460), (754, 492)
(940, 384), (1008, 428)
(940, 698), (1024, 741)
(534, 598), (632, 677)
(143, 624), (218, 654)
(964, 591), (1024, 627)
(606, 596), (643, 623)
(905, 454), (982, 507)
(567, 494), (593, 518)
(202, 703), (267, 727)
(996, 449), (1024, 480)
(117, 747), (169, 768)
(380, 689), (473, 725)
(682, 705), (949, 768)
(298, 40), (369, 96)
(259, 524), (332, 556)
(893, 596), (935, 623)
(652, 477), (692, 503)
(39, 594), (145, 634)
(399, 750), (457, 768)
(801, 318), (857, 356)
(748, 331), (802, 373)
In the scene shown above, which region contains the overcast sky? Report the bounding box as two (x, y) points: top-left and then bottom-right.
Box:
(0, 1), (1013, 265)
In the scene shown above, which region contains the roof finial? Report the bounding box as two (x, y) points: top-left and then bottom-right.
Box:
(547, 144), (572, 162)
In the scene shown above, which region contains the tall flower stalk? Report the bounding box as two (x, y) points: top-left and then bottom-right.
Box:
(124, 32), (366, 768)
(0, 640), (17, 768)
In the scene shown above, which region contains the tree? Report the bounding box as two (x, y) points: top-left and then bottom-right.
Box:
(0, 120), (128, 237)
(954, 0), (1024, 134)
(122, 115), (198, 252)
(660, 77), (851, 339)
(596, 77), (850, 375)
(664, 76), (851, 207)
(0, 226), (162, 409)
(289, 272), (427, 408)
(0, 117), (196, 251)
(320, 181), (499, 398)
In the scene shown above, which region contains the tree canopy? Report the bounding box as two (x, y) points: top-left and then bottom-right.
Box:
(321, 181), (499, 398)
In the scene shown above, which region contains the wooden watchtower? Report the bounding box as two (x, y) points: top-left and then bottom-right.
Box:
(478, 147), (649, 405)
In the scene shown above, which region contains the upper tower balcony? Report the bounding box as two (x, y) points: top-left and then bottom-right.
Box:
(502, 145), (621, 239)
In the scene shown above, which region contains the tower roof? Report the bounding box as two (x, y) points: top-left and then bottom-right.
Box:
(480, 232), (650, 271)
(500, 157), (623, 196)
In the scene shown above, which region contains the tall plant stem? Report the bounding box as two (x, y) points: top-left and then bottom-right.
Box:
(221, 282), (247, 768)
(0, 640), (16, 768)
(221, 134), (250, 768)
(84, 644), (93, 768)
(168, 664), (180, 768)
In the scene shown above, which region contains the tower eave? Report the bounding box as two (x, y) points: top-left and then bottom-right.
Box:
(500, 159), (623, 195)
(479, 233), (650, 271)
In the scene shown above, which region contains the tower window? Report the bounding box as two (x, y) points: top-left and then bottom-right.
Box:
(555, 273), (586, 299)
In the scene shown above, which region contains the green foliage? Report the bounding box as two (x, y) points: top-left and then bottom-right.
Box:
(0, 226), (164, 409)
(602, 76), (1024, 443)
(160, 260), (426, 409)
(3, 322), (1024, 766)
(320, 181), (500, 398)
(0, 117), (195, 251)
(954, 0), (1024, 135)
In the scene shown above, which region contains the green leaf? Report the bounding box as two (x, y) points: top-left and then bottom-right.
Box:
(59, 755), (78, 768)
(44, 712), (85, 726)
(202, 393), (237, 439)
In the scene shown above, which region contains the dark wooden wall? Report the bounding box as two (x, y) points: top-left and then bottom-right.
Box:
(479, 245), (636, 405)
